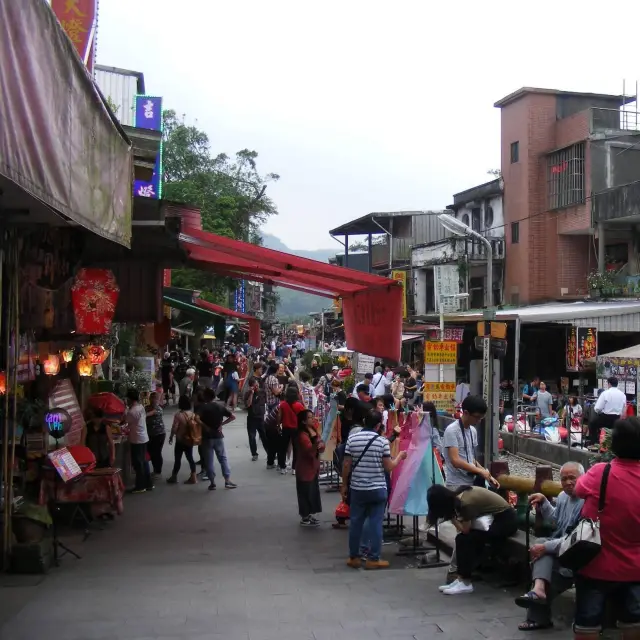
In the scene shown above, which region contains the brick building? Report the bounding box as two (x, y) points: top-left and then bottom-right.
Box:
(495, 87), (640, 305)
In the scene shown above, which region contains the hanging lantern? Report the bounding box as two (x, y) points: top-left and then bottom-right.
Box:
(43, 355), (60, 376)
(61, 349), (74, 363)
(86, 344), (109, 365)
(0, 372), (6, 394)
(71, 269), (120, 335)
(77, 358), (93, 377)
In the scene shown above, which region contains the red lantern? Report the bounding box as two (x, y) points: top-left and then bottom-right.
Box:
(0, 371), (6, 394)
(86, 345), (109, 365)
(71, 269), (119, 335)
(43, 355), (60, 376)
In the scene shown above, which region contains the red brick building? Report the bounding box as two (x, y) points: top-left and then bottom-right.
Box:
(495, 87), (640, 305)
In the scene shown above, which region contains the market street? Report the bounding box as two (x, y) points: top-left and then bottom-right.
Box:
(0, 410), (574, 640)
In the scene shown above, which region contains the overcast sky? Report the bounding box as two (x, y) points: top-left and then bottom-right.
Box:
(97, 0), (640, 250)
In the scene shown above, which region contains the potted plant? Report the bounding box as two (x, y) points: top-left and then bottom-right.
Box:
(587, 270), (615, 298)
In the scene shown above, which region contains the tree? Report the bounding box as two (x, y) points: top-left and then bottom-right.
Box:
(162, 110), (279, 302)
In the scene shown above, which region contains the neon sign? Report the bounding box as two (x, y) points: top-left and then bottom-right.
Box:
(44, 409), (71, 435)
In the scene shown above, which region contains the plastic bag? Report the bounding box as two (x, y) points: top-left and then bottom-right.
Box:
(471, 515), (494, 531)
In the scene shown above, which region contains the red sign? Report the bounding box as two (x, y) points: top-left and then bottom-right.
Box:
(51, 0), (97, 73)
(71, 269), (119, 335)
(577, 327), (598, 371)
(163, 269), (172, 287)
(343, 286), (402, 361)
(566, 326), (577, 371)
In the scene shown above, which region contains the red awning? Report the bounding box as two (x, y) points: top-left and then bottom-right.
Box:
(193, 298), (261, 349)
(179, 226), (403, 360)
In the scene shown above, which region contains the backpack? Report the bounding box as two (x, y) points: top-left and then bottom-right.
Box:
(264, 404), (281, 434)
(181, 411), (202, 447)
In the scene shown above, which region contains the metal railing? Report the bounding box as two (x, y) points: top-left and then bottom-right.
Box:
(591, 107), (640, 133)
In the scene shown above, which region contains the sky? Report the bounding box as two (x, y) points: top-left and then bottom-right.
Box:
(97, 0), (640, 250)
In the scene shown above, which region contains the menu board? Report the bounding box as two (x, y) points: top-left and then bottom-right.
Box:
(47, 447), (82, 483)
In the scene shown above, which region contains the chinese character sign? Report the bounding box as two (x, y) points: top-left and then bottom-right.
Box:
(577, 327), (597, 371)
(52, 0), (97, 72)
(566, 326), (577, 372)
(434, 264), (460, 312)
(133, 150), (161, 200)
(426, 326), (464, 342)
(422, 382), (456, 412)
(424, 341), (457, 364)
(391, 270), (407, 318)
(134, 96), (163, 132)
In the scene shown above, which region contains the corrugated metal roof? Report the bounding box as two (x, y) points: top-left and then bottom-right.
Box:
(435, 300), (640, 331)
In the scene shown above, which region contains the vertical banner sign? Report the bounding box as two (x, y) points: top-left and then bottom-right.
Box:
(133, 96), (163, 199)
(391, 270), (407, 318)
(434, 264), (461, 312)
(566, 326), (578, 372)
(482, 336), (491, 404)
(577, 327), (597, 371)
(51, 0), (97, 73)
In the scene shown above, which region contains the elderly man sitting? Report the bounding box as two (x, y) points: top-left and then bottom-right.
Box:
(515, 461), (585, 631)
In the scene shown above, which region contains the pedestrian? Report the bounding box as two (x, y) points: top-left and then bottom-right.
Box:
(298, 370), (317, 411)
(341, 409), (406, 569)
(223, 353), (240, 411)
(296, 409), (324, 527)
(589, 376), (627, 444)
(166, 395), (200, 485)
(196, 388), (238, 490)
(265, 362), (283, 411)
(428, 485), (518, 595)
(125, 389), (153, 494)
(278, 385), (305, 475)
(160, 352), (175, 406)
(145, 391), (166, 476)
(195, 350), (214, 391)
(244, 368), (268, 462)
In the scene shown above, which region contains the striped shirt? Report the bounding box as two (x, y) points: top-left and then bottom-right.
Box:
(265, 375), (281, 406)
(344, 430), (391, 491)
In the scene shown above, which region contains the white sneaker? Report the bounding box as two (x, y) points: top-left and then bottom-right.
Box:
(280, 468), (287, 475)
(442, 581), (474, 595)
(439, 579), (459, 592)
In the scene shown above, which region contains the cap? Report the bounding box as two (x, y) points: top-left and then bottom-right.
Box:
(332, 365), (339, 371)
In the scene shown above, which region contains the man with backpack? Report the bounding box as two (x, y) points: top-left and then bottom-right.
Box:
(196, 388), (238, 490)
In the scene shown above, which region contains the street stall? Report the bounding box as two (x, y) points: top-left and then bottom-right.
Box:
(0, 0), (134, 570)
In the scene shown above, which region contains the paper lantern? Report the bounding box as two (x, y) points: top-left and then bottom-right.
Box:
(71, 269), (119, 335)
(86, 344), (109, 365)
(77, 358), (93, 377)
(61, 349), (74, 363)
(43, 355), (60, 376)
(0, 372), (5, 394)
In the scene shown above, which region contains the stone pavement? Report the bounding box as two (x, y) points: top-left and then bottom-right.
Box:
(0, 409), (574, 640)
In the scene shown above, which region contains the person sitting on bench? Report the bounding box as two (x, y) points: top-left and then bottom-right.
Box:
(515, 461), (585, 631)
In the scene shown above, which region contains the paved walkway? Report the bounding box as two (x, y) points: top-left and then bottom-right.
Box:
(0, 410), (574, 640)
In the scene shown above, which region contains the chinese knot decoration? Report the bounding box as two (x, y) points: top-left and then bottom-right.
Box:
(85, 344), (109, 365)
(71, 269), (119, 335)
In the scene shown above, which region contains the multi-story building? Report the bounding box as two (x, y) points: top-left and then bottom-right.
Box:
(495, 86), (640, 305)
(411, 179), (505, 314)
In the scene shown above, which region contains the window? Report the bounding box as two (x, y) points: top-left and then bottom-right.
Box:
(471, 208), (481, 232)
(547, 142), (585, 210)
(510, 141), (519, 163)
(511, 221), (519, 244)
(461, 213), (470, 227)
(485, 205), (494, 229)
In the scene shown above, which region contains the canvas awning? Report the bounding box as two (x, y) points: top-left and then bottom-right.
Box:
(179, 226), (403, 360)
(0, 0), (133, 247)
(163, 295), (261, 348)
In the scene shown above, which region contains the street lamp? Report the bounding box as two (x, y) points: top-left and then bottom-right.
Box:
(438, 214), (493, 308)
(438, 293), (469, 382)
(438, 213), (496, 464)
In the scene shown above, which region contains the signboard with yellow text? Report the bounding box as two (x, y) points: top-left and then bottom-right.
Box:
(424, 341), (457, 364)
(422, 382), (456, 412)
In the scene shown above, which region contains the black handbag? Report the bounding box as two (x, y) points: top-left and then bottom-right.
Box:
(345, 434), (381, 505)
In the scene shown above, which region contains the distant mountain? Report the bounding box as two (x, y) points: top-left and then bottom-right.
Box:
(260, 233), (338, 317)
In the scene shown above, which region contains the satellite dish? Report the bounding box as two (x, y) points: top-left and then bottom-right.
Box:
(44, 408), (72, 441)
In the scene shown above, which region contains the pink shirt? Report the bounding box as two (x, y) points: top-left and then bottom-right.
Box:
(575, 459), (640, 582)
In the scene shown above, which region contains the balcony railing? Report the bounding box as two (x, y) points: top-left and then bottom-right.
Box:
(591, 108), (640, 134)
(412, 237), (505, 267)
(592, 180), (640, 223)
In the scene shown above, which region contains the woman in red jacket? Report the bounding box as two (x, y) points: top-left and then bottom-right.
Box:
(278, 385), (305, 475)
(296, 409), (325, 527)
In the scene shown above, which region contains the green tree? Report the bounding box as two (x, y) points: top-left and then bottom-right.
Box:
(163, 110), (279, 302)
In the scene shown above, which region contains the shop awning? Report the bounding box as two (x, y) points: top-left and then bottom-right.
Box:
(0, 0), (133, 247)
(163, 295), (261, 348)
(402, 334), (423, 342)
(179, 226), (403, 360)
